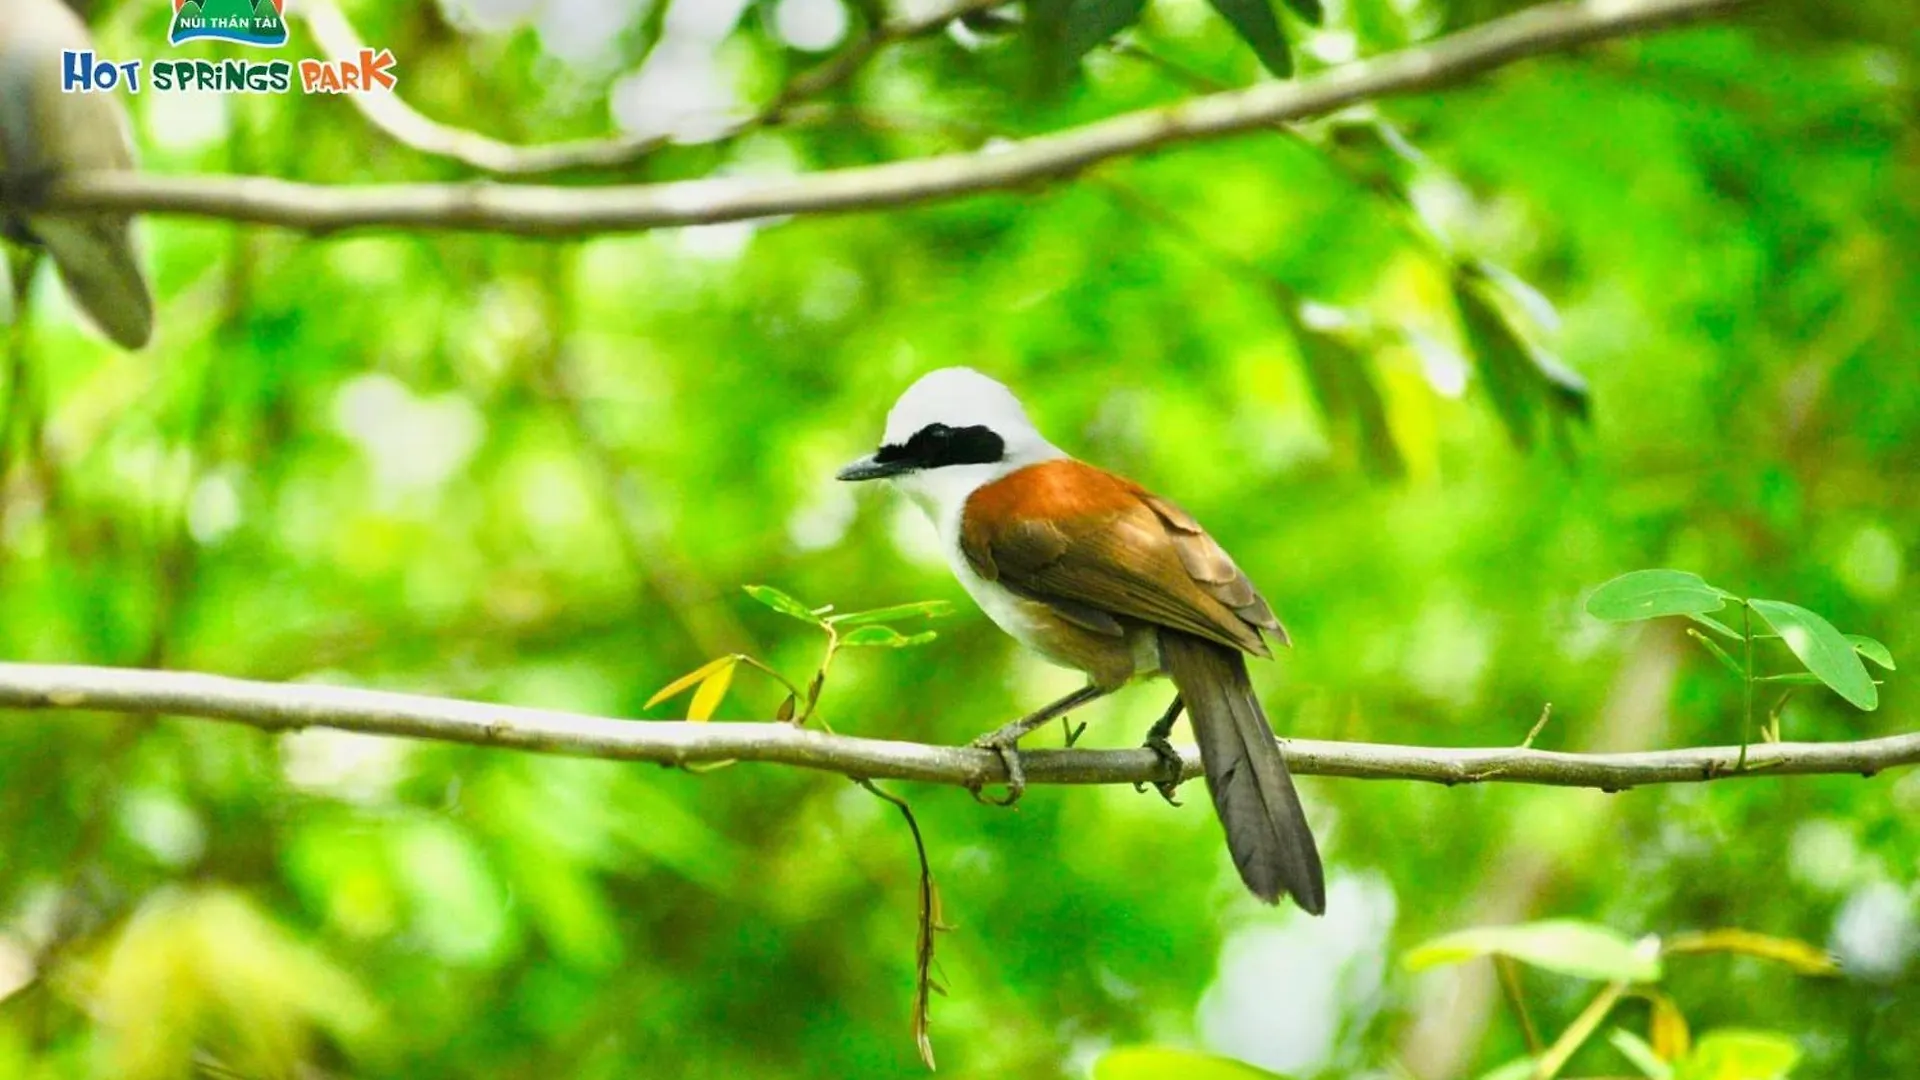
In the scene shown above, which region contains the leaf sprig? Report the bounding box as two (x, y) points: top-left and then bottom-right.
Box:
(1403, 917), (1831, 1080)
(1585, 570), (1894, 769)
(644, 585), (955, 1069)
(645, 585), (951, 725)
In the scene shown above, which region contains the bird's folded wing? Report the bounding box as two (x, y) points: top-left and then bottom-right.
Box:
(962, 497), (1271, 658)
(1136, 492), (1287, 645)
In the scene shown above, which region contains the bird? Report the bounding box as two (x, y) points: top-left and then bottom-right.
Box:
(0, 0), (154, 349)
(837, 367), (1325, 915)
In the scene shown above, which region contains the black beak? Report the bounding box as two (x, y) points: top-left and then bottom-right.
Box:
(835, 453), (910, 482)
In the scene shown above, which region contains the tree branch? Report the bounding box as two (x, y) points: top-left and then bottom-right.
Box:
(297, 0), (1004, 176)
(1, 663), (1912, 791)
(45, 0), (1743, 236)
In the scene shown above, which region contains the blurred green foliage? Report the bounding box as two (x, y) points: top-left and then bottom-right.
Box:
(0, 0), (1916, 1077)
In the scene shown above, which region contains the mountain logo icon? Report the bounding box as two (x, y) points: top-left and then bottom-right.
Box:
(168, 0), (288, 48)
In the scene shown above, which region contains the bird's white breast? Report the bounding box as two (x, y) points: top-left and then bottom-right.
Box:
(946, 536), (1055, 654)
(930, 492), (1055, 656)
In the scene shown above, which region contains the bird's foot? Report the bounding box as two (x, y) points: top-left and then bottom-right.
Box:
(967, 726), (1030, 807)
(1133, 734), (1185, 806)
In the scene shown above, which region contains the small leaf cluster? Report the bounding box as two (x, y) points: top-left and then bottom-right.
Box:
(1406, 919), (1833, 1080)
(1586, 570), (1894, 767)
(647, 585), (953, 724)
(1587, 570), (1892, 711)
(1088, 919), (1828, 1080)
(649, 586), (957, 1067)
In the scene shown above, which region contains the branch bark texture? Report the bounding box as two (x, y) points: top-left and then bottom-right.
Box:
(44, 0), (1745, 237)
(1, 663), (1912, 791)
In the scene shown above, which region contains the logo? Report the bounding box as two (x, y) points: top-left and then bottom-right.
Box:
(168, 0), (289, 49)
(60, 0), (397, 97)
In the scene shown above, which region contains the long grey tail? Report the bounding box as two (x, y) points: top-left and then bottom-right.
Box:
(1160, 630), (1325, 915)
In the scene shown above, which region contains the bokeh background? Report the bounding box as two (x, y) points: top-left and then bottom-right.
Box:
(1, 0), (1916, 1077)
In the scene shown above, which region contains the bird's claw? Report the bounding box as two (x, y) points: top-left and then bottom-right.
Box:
(968, 735), (1026, 807)
(1133, 734), (1184, 806)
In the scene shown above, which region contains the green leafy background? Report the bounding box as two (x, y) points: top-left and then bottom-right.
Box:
(0, 0), (1914, 1077)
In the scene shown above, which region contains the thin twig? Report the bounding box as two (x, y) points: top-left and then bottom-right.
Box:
(0, 663), (1912, 791)
(1530, 980), (1629, 1079)
(1739, 601), (1754, 770)
(852, 778), (946, 1070)
(47, 0), (1747, 235)
(1521, 703), (1554, 749)
(1496, 956), (1543, 1055)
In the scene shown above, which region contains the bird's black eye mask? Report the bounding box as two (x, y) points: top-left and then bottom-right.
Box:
(875, 423), (1006, 471)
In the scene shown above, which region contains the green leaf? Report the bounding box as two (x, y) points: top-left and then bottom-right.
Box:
(1673, 1030), (1801, 1080)
(1610, 1028), (1673, 1079)
(1403, 919), (1662, 983)
(828, 600), (955, 627)
(1453, 272), (1539, 449)
(960, 7), (1019, 34)
(1847, 634), (1896, 671)
(1289, 304), (1405, 479)
(839, 625), (939, 648)
(1587, 570), (1728, 623)
(1204, 0), (1293, 77)
(1747, 599), (1877, 710)
(1093, 1046), (1292, 1080)
(1452, 267), (1588, 449)
(743, 584), (825, 625)
(1279, 0), (1324, 26)
(1063, 0), (1148, 62)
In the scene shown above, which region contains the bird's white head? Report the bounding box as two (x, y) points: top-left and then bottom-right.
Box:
(836, 367), (1065, 529)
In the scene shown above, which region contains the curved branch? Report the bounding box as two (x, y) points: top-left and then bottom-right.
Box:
(0, 663), (1912, 791)
(46, 0), (1743, 236)
(299, 0), (662, 175)
(298, 0), (1002, 176)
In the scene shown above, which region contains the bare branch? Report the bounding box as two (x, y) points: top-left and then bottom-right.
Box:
(0, 663), (1912, 791)
(46, 0), (1743, 236)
